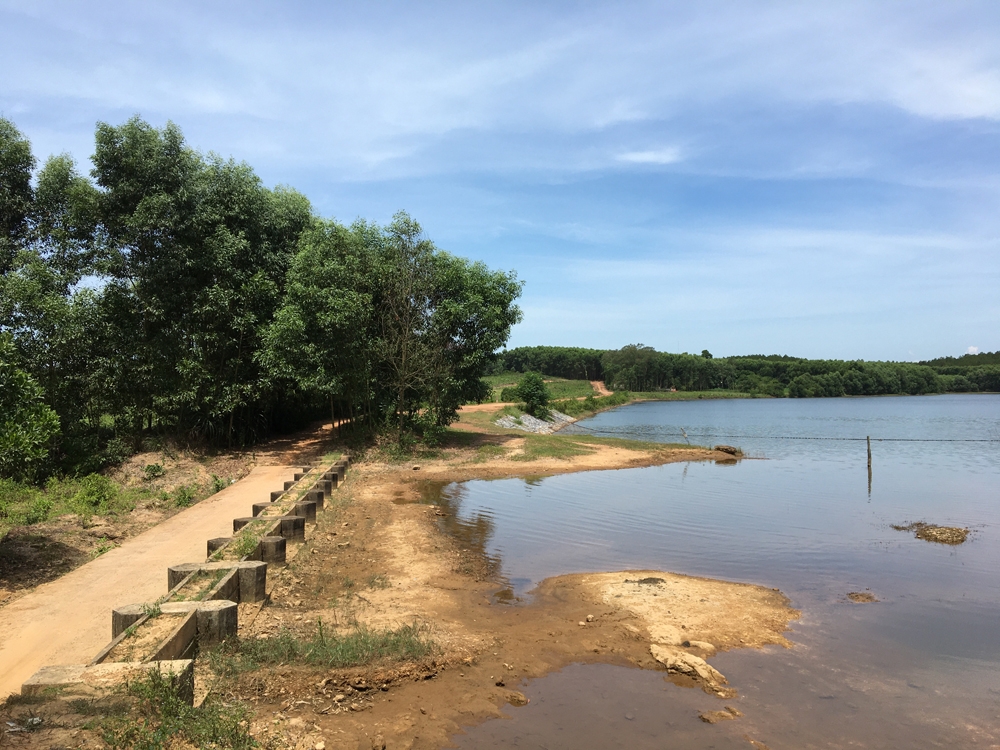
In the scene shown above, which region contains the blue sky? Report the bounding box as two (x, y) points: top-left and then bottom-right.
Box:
(2, 0), (998, 360)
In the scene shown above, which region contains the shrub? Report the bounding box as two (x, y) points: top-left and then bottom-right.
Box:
(143, 463), (165, 481)
(0, 342), (60, 482)
(514, 372), (551, 418)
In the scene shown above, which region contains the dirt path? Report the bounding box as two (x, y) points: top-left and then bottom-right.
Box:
(591, 380), (612, 396)
(0, 464), (296, 700)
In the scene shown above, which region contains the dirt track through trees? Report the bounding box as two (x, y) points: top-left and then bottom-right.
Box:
(0, 464), (295, 700)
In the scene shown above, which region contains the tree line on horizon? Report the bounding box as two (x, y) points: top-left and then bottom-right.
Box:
(498, 345), (1000, 397)
(0, 116), (522, 482)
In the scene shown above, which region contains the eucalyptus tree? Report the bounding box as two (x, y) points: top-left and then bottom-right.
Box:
(91, 117), (312, 444)
(262, 219), (374, 429)
(0, 118), (34, 275)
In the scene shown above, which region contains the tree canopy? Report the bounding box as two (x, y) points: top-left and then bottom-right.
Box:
(0, 116), (522, 479)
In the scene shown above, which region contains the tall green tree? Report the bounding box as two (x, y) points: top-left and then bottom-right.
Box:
(0, 337), (60, 481)
(0, 118), (35, 275)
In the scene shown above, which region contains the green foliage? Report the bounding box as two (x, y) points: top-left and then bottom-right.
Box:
(0, 338), (60, 481)
(209, 621), (433, 676)
(0, 474), (161, 536)
(170, 484), (196, 507)
(551, 390), (631, 417)
(1, 115), (523, 480)
(0, 118), (36, 275)
(264, 211), (522, 441)
(100, 668), (258, 749)
(500, 346), (605, 380)
(921, 350), (1000, 368)
(142, 463), (164, 481)
(514, 372), (551, 418)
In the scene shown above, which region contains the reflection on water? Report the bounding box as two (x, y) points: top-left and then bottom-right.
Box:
(431, 395), (1000, 748)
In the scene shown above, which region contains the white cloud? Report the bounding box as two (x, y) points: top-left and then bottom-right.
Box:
(617, 147), (683, 165)
(967, 346), (980, 354)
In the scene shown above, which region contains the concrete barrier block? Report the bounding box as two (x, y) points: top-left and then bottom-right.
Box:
(305, 490), (325, 509)
(270, 490), (284, 502)
(149, 611), (198, 662)
(168, 563), (201, 591)
(251, 502), (272, 517)
(233, 516), (269, 532)
(293, 500), (317, 522)
(111, 605), (146, 639)
(283, 480), (295, 491)
(293, 472), (306, 481)
(259, 535), (286, 563)
(207, 537), (231, 556)
(194, 600), (238, 645)
(278, 515), (306, 541)
(23, 660), (195, 703)
(236, 561), (267, 602)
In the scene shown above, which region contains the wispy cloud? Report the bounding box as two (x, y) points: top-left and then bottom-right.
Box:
(2, 0), (999, 357)
(617, 147), (683, 165)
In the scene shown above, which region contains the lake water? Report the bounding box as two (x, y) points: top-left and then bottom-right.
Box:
(433, 395), (1000, 749)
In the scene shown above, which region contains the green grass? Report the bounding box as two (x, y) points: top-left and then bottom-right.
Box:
(550, 390), (632, 417)
(0, 472), (236, 539)
(226, 520), (268, 560)
(482, 371), (522, 388)
(543, 378), (597, 399)
(471, 444), (508, 462)
(512, 435), (595, 462)
(208, 621), (434, 676)
(483, 372), (596, 401)
(100, 668), (259, 750)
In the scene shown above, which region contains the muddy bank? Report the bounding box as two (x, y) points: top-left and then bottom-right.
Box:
(0, 435), (795, 749)
(224, 447), (797, 750)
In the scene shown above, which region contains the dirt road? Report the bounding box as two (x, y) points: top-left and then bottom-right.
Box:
(0, 464), (295, 700)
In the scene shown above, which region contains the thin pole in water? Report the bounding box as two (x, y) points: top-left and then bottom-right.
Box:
(867, 435), (872, 497)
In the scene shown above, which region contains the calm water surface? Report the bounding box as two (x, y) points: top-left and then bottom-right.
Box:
(434, 395), (1000, 749)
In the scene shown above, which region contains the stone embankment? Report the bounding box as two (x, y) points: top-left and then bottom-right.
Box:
(495, 410), (575, 434)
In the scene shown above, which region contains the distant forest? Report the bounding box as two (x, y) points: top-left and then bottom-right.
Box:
(0, 117), (522, 481)
(500, 345), (1000, 397)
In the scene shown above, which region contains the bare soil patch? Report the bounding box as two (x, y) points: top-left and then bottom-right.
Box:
(591, 380), (613, 397)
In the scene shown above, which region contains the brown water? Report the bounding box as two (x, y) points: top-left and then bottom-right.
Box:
(423, 395), (1000, 748)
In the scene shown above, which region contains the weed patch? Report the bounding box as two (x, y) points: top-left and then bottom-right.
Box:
(209, 622), (434, 676)
(101, 668), (259, 749)
(512, 435), (594, 462)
